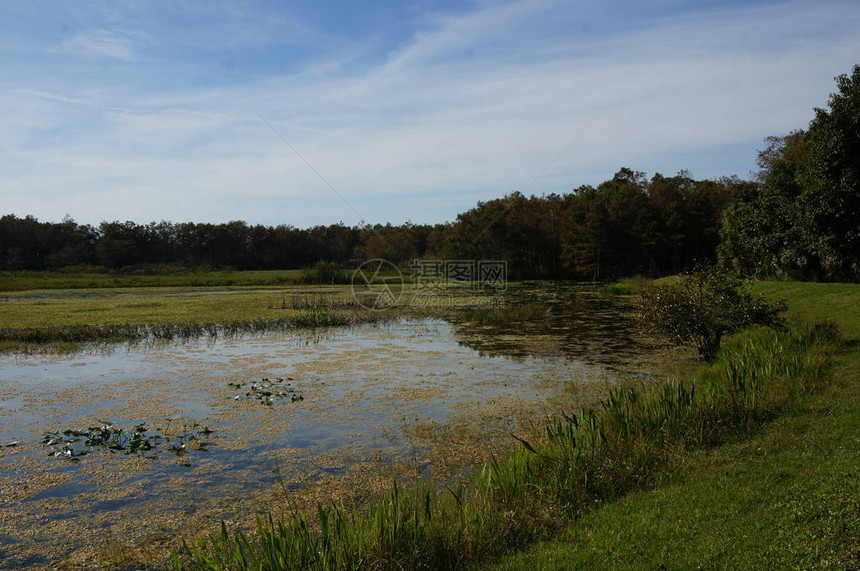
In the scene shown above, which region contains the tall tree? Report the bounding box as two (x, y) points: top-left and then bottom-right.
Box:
(799, 64), (860, 279)
(719, 133), (810, 278)
(720, 65), (860, 281)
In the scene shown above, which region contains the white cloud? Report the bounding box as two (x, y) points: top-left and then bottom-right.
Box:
(2, 1), (859, 226)
(55, 28), (146, 62)
(12, 88), (92, 106)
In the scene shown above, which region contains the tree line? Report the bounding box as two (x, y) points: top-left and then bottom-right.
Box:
(0, 169), (735, 280)
(2, 65), (857, 282)
(0, 215), (446, 274)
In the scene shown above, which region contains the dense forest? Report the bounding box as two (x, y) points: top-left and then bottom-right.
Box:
(2, 65), (858, 282)
(0, 169), (737, 280)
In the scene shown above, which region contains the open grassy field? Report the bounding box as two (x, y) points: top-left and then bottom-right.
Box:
(2, 288), (279, 329)
(0, 285), (379, 351)
(0, 287), (339, 328)
(0, 269), (308, 291)
(0, 265), (414, 292)
(482, 281), (860, 570)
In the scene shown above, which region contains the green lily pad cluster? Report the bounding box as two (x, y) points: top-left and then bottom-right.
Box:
(43, 421), (213, 462)
(228, 376), (305, 406)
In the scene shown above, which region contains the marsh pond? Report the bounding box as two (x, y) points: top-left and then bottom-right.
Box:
(0, 286), (672, 568)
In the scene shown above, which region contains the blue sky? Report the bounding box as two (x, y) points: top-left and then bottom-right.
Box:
(1, 0), (858, 227)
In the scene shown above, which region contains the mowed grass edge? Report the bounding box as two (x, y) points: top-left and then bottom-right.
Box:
(481, 281), (860, 570)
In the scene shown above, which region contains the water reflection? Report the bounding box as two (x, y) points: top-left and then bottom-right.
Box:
(449, 284), (642, 364)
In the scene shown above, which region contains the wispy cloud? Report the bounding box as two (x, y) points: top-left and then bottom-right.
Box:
(12, 88), (90, 106)
(56, 28), (146, 62)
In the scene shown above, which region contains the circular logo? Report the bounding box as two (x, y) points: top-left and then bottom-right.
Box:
(350, 259), (404, 310)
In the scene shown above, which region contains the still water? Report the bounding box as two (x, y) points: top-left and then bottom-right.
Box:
(0, 293), (646, 568)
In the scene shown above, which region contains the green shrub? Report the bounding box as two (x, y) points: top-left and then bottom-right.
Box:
(639, 268), (787, 360)
(300, 261), (348, 284)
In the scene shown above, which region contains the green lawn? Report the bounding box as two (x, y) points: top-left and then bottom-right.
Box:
(482, 281), (860, 570)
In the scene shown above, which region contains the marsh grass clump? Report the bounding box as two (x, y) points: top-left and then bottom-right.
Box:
(272, 293), (364, 311)
(171, 320), (840, 571)
(600, 276), (652, 295)
(0, 310), (360, 351)
(298, 261), (349, 285)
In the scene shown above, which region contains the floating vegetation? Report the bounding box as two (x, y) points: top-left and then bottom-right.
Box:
(455, 301), (550, 325)
(42, 421), (213, 462)
(229, 376), (304, 406)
